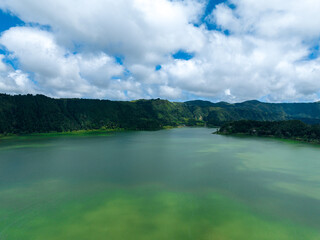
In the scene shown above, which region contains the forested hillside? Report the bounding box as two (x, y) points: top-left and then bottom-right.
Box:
(0, 94), (200, 134)
(217, 120), (320, 142)
(1, 93), (320, 134)
(186, 100), (320, 125)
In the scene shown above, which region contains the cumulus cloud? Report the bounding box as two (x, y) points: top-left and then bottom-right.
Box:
(212, 0), (320, 39)
(0, 0), (205, 65)
(0, 54), (36, 94)
(0, 27), (126, 98)
(159, 85), (182, 99)
(157, 31), (319, 102)
(205, 0), (320, 101)
(0, 0), (319, 102)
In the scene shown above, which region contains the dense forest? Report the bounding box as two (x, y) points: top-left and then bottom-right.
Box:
(1, 93), (320, 135)
(186, 100), (320, 125)
(217, 120), (320, 142)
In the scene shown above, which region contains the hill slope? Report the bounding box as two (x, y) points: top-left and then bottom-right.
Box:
(1, 94), (320, 134)
(217, 120), (320, 143)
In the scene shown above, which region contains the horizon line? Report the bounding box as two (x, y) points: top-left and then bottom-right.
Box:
(1, 92), (320, 105)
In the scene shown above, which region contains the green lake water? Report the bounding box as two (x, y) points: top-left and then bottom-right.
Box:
(0, 127), (320, 239)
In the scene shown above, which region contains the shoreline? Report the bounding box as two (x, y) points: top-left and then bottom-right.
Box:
(216, 132), (320, 146)
(0, 128), (126, 141)
(0, 125), (195, 141)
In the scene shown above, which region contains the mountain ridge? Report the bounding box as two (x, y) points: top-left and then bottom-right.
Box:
(1, 93), (320, 134)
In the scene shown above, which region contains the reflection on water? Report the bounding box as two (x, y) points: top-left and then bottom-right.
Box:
(0, 128), (320, 239)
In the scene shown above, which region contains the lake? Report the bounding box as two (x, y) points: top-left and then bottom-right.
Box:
(0, 127), (320, 239)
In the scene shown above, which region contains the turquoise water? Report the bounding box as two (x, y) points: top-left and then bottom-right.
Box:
(0, 128), (320, 239)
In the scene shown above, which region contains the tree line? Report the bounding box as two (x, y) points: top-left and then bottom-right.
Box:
(1, 93), (320, 135)
(218, 120), (320, 142)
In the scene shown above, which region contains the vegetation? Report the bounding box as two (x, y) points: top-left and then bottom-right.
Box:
(217, 120), (320, 143)
(0, 94), (198, 134)
(1, 93), (320, 135)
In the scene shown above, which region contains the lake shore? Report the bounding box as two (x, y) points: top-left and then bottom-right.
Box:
(0, 128), (126, 140)
(0, 125), (191, 141)
(216, 120), (320, 146)
(215, 131), (320, 145)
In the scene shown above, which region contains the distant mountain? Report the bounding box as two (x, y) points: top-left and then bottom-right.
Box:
(204, 100), (320, 125)
(185, 100), (216, 107)
(1, 93), (320, 135)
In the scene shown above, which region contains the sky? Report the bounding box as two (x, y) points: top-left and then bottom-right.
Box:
(0, 0), (320, 103)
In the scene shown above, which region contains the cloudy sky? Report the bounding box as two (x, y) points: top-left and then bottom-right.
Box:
(0, 0), (319, 102)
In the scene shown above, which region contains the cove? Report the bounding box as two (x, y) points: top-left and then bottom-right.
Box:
(0, 127), (320, 239)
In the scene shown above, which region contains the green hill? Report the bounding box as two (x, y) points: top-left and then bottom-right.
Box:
(217, 120), (320, 143)
(1, 94), (320, 134)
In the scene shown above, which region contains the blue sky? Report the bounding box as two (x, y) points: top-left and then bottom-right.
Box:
(0, 0), (320, 102)
(0, 10), (23, 32)
(0, 9), (23, 69)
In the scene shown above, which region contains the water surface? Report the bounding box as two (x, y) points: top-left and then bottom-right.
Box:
(0, 128), (320, 239)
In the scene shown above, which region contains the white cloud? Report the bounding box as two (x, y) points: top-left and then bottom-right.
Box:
(213, 0), (320, 39)
(0, 27), (126, 98)
(0, 65), (36, 94)
(0, 54), (37, 94)
(0, 55), (7, 72)
(0, 0), (205, 65)
(0, 0), (320, 102)
(159, 85), (182, 99)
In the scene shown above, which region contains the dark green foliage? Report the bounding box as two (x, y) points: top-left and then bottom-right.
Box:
(218, 120), (320, 142)
(0, 94), (200, 134)
(1, 94), (320, 135)
(185, 100), (216, 107)
(195, 100), (320, 126)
